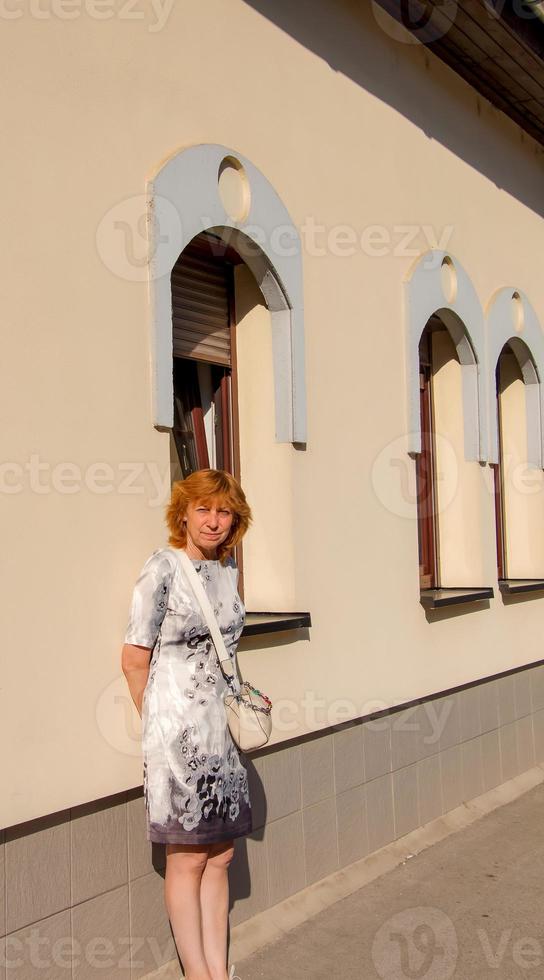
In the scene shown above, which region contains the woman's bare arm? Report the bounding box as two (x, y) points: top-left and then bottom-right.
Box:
(121, 643), (152, 718)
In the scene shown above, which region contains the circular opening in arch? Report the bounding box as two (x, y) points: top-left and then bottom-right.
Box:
(218, 156), (251, 223)
(440, 256), (457, 304)
(511, 291), (524, 333)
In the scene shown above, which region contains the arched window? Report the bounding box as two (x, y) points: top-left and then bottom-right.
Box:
(146, 144), (306, 608)
(405, 251), (487, 463)
(146, 143), (306, 445)
(415, 313), (481, 591)
(487, 290), (544, 584)
(407, 253), (490, 601)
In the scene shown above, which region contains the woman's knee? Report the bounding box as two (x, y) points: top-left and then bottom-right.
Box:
(166, 843), (210, 875)
(207, 840), (235, 869)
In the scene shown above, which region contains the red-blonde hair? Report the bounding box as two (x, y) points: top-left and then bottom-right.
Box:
(166, 469), (252, 564)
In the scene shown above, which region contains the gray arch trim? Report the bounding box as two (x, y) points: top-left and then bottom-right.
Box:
(405, 251), (487, 461)
(486, 288), (544, 469)
(146, 143), (306, 443)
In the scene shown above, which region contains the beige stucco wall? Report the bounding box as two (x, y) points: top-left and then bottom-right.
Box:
(2, 0), (544, 828)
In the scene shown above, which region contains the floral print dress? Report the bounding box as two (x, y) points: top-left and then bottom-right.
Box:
(124, 546), (252, 844)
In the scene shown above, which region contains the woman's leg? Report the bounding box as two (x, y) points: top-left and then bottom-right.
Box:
(199, 839), (235, 980)
(164, 842), (213, 980)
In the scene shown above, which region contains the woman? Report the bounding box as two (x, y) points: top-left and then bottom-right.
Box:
(121, 468), (253, 980)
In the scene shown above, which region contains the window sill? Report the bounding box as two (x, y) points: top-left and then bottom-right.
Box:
(242, 612), (312, 636)
(499, 579), (544, 595)
(420, 587), (494, 609)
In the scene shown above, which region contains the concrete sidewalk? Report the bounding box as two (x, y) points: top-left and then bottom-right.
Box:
(232, 777), (544, 979)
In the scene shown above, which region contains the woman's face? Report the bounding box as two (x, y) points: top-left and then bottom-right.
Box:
(183, 497), (235, 557)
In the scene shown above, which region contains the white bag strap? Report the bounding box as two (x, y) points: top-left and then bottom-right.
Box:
(169, 547), (238, 688)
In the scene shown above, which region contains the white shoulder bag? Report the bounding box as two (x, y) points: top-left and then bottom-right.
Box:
(172, 547), (273, 753)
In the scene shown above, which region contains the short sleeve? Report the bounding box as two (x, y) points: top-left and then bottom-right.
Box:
(225, 554), (239, 589)
(123, 549), (174, 648)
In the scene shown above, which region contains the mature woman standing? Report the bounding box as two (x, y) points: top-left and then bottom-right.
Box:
(121, 468), (253, 980)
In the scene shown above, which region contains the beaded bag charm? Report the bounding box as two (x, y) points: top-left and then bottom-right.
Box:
(237, 681), (273, 715)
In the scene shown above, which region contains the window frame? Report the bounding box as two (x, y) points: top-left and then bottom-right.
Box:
(493, 359), (507, 580)
(416, 328), (439, 590)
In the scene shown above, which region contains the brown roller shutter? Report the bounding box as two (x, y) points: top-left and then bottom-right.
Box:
(171, 236), (232, 367)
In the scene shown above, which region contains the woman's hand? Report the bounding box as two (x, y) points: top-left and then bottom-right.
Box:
(121, 643), (152, 718)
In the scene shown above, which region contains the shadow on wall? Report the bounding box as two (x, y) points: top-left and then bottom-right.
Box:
(242, 0), (544, 217)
